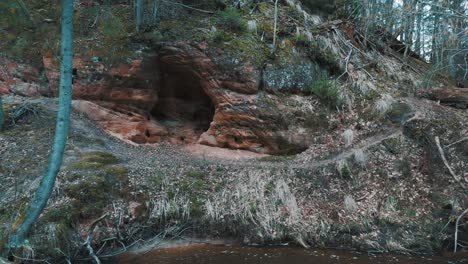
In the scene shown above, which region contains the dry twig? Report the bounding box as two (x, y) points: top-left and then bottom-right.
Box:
(435, 136), (466, 189)
(454, 208), (468, 252)
(83, 213), (108, 264)
(446, 137), (468, 148)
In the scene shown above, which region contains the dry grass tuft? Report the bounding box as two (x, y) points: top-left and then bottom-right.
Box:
(342, 129), (354, 147)
(374, 94), (395, 115)
(353, 148), (367, 167)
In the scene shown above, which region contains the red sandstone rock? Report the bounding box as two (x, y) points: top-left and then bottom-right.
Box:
(43, 56), (159, 109)
(0, 57), (46, 96)
(73, 100), (168, 145)
(3, 44), (308, 154)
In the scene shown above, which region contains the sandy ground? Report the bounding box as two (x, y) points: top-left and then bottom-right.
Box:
(185, 144), (269, 160)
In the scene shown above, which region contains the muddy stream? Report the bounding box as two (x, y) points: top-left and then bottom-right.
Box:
(113, 244), (467, 264)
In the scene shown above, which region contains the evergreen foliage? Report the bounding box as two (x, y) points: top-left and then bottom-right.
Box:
(215, 8), (247, 33)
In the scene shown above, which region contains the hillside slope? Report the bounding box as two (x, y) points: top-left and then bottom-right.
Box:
(0, 0), (467, 262)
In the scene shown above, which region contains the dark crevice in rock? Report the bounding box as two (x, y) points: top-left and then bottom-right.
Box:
(150, 65), (215, 143)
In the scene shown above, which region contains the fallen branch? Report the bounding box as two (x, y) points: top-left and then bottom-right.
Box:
(83, 213), (108, 264)
(9, 103), (42, 125)
(454, 208), (468, 252)
(160, 0), (214, 14)
(435, 136), (466, 189)
(426, 87), (468, 108)
(337, 49), (353, 80)
(446, 137), (468, 148)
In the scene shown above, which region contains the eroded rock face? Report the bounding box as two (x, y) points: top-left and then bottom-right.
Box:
(157, 44), (307, 154)
(1, 43), (310, 154)
(72, 100), (168, 144)
(42, 57), (159, 110)
(0, 57), (47, 96)
(262, 60), (325, 93)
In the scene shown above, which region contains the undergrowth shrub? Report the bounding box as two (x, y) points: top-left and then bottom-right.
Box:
(212, 30), (229, 43)
(294, 33), (311, 47)
(336, 160), (351, 178)
(100, 14), (128, 41)
(310, 78), (343, 109)
(215, 8), (246, 33)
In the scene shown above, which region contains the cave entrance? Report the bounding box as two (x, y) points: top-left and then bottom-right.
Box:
(151, 69), (215, 144)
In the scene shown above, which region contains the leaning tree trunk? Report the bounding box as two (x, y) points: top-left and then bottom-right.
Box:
(0, 96), (4, 131)
(8, 0), (74, 249)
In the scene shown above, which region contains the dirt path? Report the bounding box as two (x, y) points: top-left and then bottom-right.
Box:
(209, 126), (403, 170)
(3, 96), (405, 176)
(64, 97), (403, 173)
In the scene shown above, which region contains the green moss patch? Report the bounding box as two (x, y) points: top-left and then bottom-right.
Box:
(69, 151), (120, 170)
(385, 102), (414, 124)
(216, 33), (269, 67)
(64, 175), (116, 218)
(382, 137), (402, 154)
(52, 151), (131, 221)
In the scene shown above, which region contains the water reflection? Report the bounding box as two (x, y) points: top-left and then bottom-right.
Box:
(114, 244), (467, 264)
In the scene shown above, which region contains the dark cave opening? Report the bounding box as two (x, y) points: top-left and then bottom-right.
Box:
(150, 69), (215, 143)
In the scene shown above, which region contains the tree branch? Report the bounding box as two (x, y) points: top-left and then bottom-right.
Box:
(435, 136), (466, 189)
(454, 208), (468, 252)
(83, 213), (108, 264)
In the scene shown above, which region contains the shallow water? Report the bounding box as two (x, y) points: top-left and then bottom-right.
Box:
(115, 244), (467, 264)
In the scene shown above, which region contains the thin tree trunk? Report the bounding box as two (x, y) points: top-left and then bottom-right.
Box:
(272, 0), (279, 54)
(8, 0), (74, 249)
(0, 96), (4, 131)
(448, 0), (465, 81)
(384, 0), (394, 31)
(152, 0), (159, 24)
(403, 0), (414, 59)
(414, 0), (422, 56)
(136, 0), (143, 32)
(430, 4), (441, 64)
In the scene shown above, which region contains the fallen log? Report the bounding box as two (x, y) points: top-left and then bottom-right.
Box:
(426, 88), (468, 109)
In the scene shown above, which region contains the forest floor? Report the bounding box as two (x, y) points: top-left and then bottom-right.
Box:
(0, 95), (467, 262)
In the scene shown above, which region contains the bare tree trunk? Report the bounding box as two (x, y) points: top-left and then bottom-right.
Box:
(414, 0), (422, 56)
(136, 0), (143, 32)
(0, 96), (4, 131)
(448, 0), (466, 81)
(272, 0), (279, 54)
(430, 4), (441, 64)
(402, 0), (415, 59)
(152, 0), (159, 24)
(384, 0), (394, 31)
(7, 0), (74, 249)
